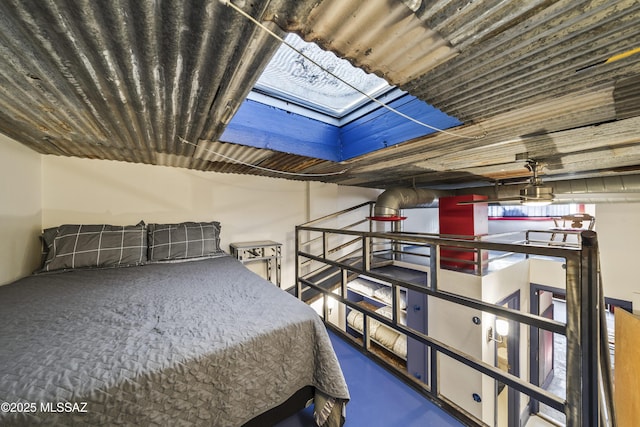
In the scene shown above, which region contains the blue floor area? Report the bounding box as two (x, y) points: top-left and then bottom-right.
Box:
(277, 330), (464, 427)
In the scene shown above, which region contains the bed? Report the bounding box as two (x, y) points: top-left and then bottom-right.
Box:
(0, 221), (349, 426)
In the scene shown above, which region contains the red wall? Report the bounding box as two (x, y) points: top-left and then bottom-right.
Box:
(439, 195), (488, 270)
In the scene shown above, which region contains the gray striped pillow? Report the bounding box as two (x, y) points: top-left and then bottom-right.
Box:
(147, 222), (222, 261)
(40, 222), (147, 272)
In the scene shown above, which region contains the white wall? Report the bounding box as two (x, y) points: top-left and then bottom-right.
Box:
(430, 269), (484, 419)
(429, 261), (533, 425)
(307, 181), (380, 225)
(480, 260), (531, 425)
(488, 218), (556, 243)
(40, 156), (378, 289)
(596, 203), (640, 302)
(402, 207), (439, 234)
(490, 210), (638, 305)
(2, 139), (637, 306)
(0, 135), (42, 285)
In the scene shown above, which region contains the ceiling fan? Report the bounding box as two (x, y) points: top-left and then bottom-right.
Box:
(458, 159), (555, 206)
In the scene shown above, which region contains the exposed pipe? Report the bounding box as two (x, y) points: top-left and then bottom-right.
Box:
(456, 174), (640, 205)
(374, 174), (640, 215)
(373, 187), (447, 217)
(553, 174), (640, 203)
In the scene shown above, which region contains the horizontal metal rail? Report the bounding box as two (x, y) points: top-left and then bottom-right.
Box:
(326, 236), (362, 256)
(300, 276), (566, 412)
(296, 202), (607, 426)
(301, 201), (374, 227)
(300, 226), (580, 257)
(299, 248), (566, 334)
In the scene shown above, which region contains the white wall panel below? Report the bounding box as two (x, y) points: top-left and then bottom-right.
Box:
(0, 134), (41, 285)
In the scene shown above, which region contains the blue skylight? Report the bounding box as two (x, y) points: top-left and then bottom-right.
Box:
(253, 33), (393, 121)
(220, 34), (462, 162)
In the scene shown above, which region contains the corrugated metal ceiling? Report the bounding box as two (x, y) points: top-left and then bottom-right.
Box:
(0, 0), (639, 191)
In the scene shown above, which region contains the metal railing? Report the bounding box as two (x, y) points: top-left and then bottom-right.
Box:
(295, 202), (615, 427)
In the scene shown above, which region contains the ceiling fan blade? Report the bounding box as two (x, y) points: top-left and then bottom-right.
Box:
(456, 159), (557, 206)
(519, 194), (555, 200)
(456, 197), (522, 205)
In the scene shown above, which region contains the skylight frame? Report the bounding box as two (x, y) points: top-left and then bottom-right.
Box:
(252, 33), (397, 124)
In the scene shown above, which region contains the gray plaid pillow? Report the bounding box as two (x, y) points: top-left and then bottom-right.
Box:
(41, 223), (147, 272)
(147, 221), (222, 261)
(39, 227), (59, 268)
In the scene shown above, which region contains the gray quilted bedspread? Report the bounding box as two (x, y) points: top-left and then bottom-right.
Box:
(0, 256), (349, 426)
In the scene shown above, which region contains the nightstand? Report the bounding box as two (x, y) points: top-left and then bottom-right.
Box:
(229, 240), (282, 287)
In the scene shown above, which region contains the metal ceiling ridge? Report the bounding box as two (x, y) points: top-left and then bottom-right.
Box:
(422, 0), (612, 82)
(0, 0), (639, 190)
(445, 1), (549, 48)
(432, 30), (637, 108)
(299, 0), (457, 86)
(343, 120), (631, 183)
(412, 4), (636, 119)
(438, 35), (640, 113)
(456, 73), (625, 120)
(347, 87), (617, 168)
(448, 27), (640, 109)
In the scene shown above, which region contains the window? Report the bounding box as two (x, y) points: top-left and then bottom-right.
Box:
(251, 33), (396, 123)
(488, 204), (588, 218)
(223, 33), (461, 161)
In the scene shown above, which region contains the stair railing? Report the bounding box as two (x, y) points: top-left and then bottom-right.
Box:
(296, 204), (615, 427)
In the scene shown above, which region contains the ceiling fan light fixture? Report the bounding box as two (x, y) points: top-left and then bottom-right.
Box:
(520, 185), (554, 206)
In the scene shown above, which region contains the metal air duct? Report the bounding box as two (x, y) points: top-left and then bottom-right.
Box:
(373, 187), (447, 218)
(552, 174), (640, 204)
(457, 174), (640, 205)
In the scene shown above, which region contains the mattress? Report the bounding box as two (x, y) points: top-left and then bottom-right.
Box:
(372, 286), (407, 310)
(347, 306), (407, 359)
(346, 277), (382, 297)
(347, 276), (407, 310)
(0, 256), (349, 426)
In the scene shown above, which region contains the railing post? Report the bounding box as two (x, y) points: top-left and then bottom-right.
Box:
(430, 243), (438, 291)
(323, 292), (329, 321)
(581, 231), (600, 426)
(363, 236), (371, 272)
(598, 269), (616, 426)
(392, 217), (402, 261)
(322, 231), (328, 260)
(295, 226), (301, 299)
(430, 346), (438, 396)
(341, 268), (348, 300)
(566, 231), (600, 427)
(565, 253), (582, 426)
(429, 243), (438, 396)
(369, 203), (374, 233)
